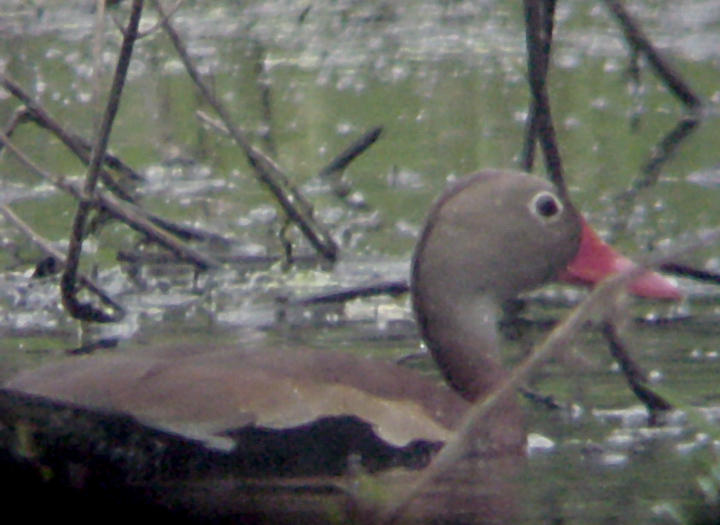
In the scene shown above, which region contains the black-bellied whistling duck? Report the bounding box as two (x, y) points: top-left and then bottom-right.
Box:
(2, 170), (680, 475)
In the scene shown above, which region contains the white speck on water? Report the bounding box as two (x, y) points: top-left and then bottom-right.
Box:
(593, 405), (648, 427)
(599, 452), (628, 467)
(570, 403), (584, 420)
(336, 122), (354, 135)
(648, 369), (663, 383)
(526, 433), (555, 455)
(676, 432), (710, 455)
(590, 97), (607, 109)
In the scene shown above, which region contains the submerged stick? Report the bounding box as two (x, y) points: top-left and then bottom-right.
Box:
(293, 280), (408, 305)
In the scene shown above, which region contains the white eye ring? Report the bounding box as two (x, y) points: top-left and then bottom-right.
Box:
(528, 190), (563, 222)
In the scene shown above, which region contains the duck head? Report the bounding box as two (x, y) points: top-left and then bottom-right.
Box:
(412, 170), (679, 401)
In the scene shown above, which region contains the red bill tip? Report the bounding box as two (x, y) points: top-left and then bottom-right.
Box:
(558, 217), (682, 300)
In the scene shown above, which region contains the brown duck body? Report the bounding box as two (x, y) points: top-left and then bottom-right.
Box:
(3, 170), (679, 470)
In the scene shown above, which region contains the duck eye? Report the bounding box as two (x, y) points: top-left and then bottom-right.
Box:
(529, 191), (563, 221)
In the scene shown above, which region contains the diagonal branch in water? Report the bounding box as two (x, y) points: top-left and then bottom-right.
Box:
(153, 0), (339, 262)
(603, 0), (702, 111)
(0, 75), (143, 199)
(0, 80), (234, 250)
(0, 131), (219, 272)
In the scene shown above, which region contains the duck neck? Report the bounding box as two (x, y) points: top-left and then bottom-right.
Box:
(414, 292), (509, 402)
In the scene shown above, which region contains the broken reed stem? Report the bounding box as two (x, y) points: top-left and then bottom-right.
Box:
(381, 225), (720, 522)
(61, 0), (144, 322)
(153, 0), (339, 262)
(318, 125), (382, 207)
(523, 0), (567, 199)
(319, 126), (383, 180)
(0, 204), (125, 315)
(603, 0), (702, 111)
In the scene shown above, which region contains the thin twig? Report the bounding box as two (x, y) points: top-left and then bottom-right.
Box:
(91, 0), (107, 131)
(61, 0), (144, 322)
(523, 0), (566, 198)
(603, 0), (702, 111)
(137, 0), (184, 38)
(601, 320), (672, 413)
(0, 106), (32, 142)
(609, 115), (700, 239)
(319, 126), (383, 180)
(520, 0), (555, 172)
(153, 0), (339, 262)
(250, 39), (277, 157)
(318, 125), (382, 207)
(660, 262), (720, 285)
(109, 0), (185, 39)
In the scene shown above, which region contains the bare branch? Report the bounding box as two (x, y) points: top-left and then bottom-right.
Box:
(601, 320), (672, 414)
(61, 0), (145, 322)
(0, 75), (143, 198)
(523, 0), (566, 198)
(520, 0), (555, 172)
(153, 0), (339, 262)
(603, 0), (702, 111)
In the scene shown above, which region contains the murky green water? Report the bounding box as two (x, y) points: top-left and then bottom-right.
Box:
(1, 1), (720, 523)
